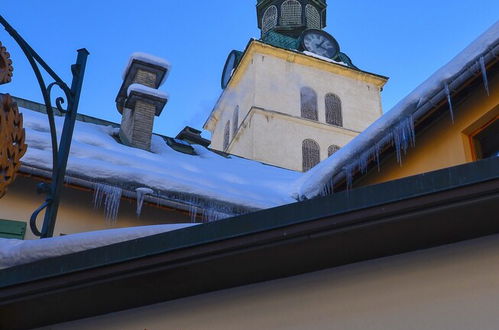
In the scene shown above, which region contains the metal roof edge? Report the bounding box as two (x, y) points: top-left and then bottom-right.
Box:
(2, 156), (498, 289)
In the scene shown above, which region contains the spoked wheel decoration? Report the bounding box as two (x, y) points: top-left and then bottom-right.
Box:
(0, 93), (27, 199)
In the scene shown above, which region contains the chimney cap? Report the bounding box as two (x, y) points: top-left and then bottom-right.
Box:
(123, 52), (171, 86)
(125, 84), (169, 116)
(116, 53), (171, 114)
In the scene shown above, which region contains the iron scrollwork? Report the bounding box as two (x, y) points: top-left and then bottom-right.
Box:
(0, 15), (89, 238)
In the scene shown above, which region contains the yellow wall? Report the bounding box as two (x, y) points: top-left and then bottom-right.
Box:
(0, 176), (190, 240)
(357, 73), (499, 187)
(44, 234), (499, 330)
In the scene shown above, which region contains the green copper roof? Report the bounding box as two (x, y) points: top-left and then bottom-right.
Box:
(261, 31), (300, 50)
(260, 31), (359, 70)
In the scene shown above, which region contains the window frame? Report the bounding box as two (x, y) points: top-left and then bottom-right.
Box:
(302, 139), (321, 172)
(300, 87), (319, 121)
(325, 93), (343, 127)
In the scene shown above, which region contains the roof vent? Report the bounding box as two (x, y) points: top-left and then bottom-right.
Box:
(165, 137), (196, 155)
(176, 126), (211, 147)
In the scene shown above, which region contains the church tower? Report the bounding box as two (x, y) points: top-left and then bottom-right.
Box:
(204, 1), (388, 172)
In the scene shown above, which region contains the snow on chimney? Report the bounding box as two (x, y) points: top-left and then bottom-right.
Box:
(115, 53), (170, 151)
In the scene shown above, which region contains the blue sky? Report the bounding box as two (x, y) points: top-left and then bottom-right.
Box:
(1, 1), (498, 138)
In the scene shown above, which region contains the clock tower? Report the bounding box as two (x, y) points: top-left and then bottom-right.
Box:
(204, 1), (388, 172)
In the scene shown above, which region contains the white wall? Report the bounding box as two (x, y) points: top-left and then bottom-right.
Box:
(49, 234), (499, 330)
(208, 47), (384, 171)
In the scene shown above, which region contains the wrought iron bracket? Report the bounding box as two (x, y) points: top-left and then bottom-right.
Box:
(0, 15), (89, 238)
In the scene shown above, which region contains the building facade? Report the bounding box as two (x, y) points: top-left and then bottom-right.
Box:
(205, 0), (387, 172)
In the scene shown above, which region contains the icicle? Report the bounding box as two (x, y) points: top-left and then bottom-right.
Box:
(359, 151), (369, 174)
(93, 183), (123, 224)
(375, 141), (382, 171)
(343, 164), (354, 191)
(187, 195), (199, 223)
(135, 187), (154, 217)
(479, 56), (490, 96)
(320, 177), (334, 197)
(392, 116), (416, 165)
(444, 83), (454, 123)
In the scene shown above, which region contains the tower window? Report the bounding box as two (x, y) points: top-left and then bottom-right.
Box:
(301, 87), (318, 121)
(281, 0), (302, 26)
(325, 93), (343, 127)
(302, 139), (320, 172)
(232, 106), (239, 137)
(223, 120), (231, 151)
(262, 5), (278, 34)
(328, 145), (340, 157)
(305, 4), (321, 29)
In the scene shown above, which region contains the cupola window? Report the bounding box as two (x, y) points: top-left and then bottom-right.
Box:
(305, 4), (321, 29)
(280, 0), (302, 26)
(262, 5), (278, 34)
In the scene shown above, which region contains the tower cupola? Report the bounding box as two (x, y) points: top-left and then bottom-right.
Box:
(257, 0), (327, 38)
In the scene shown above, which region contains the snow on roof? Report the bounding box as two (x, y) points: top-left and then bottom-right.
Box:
(127, 83), (169, 100)
(294, 21), (499, 200)
(122, 52), (172, 86)
(303, 51), (348, 66)
(20, 108), (299, 215)
(0, 223), (198, 269)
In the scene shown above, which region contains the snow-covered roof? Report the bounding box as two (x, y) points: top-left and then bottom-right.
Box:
(0, 223), (198, 269)
(16, 22), (499, 223)
(294, 21), (499, 200)
(20, 108), (299, 220)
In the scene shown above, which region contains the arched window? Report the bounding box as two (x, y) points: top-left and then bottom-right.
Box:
(281, 0), (302, 26)
(232, 106), (239, 137)
(328, 145), (340, 157)
(262, 5), (278, 34)
(223, 120), (230, 151)
(305, 4), (321, 29)
(301, 87), (318, 121)
(302, 139), (320, 172)
(325, 93), (343, 127)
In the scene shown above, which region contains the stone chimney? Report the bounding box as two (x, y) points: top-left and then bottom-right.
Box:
(116, 53), (170, 151)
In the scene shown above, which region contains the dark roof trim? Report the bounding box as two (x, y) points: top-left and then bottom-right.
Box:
(0, 158), (498, 329)
(2, 157), (498, 288)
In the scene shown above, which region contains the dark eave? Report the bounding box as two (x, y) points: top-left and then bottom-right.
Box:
(1, 157), (498, 329)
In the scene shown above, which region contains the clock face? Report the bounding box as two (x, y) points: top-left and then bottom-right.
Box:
(221, 50), (241, 89)
(301, 29), (340, 59)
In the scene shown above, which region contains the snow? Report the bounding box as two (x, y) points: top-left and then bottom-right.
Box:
(294, 21), (499, 199)
(93, 183), (123, 223)
(135, 187), (154, 216)
(127, 83), (169, 100)
(19, 109), (300, 213)
(0, 224), (198, 269)
(303, 51), (348, 66)
(123, 52), (172, 86)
